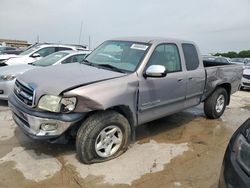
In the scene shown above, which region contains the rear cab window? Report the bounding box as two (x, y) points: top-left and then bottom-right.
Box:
(182, 43), (199, 71)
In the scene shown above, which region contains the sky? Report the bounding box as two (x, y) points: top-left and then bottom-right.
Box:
(0, 0), (250, 53)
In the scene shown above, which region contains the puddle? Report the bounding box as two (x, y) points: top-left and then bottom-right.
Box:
(242, 105), (250, 111)
(0, 147), (62, 182)
(64, 140), (189, 185)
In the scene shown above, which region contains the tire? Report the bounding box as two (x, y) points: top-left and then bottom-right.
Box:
(204, 87), (228, 119)
(76, 110), (131, 164)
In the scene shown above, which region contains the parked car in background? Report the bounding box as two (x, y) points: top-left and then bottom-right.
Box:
(9, 37), (242, 164)
(219, 118), (250, 188)
(231, 58), (246, 65)
(0, 54), (19, 64)
(243, 59), (250, 69)
(0, 43), (86, 66)
(241, 68), (250, 90)
(202, 55), (217, 61)
(202, 56), (231, 64)
(0, 44), (36, 63)
(214, 57), (231, 64)
(0, 50), (90, 100)
(0, 46), (23, 55)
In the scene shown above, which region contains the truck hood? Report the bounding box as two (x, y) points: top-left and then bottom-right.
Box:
(17, 63), (126, 97)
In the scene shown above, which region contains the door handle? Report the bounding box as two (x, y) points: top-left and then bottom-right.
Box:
(188, 77), (193, 80)
(178, 78), (183, 81)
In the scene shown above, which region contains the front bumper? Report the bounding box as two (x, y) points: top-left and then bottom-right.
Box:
(0, 79), (15, 100)
(219, 144), (250, 188)
(241, 77), (250, 88)
(8, 93), (85, 141)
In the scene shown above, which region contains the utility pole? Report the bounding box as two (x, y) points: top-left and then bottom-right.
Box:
(88, 35), (91, 50)
(37, 35), (40, 43)
(78, 21), (83, 44)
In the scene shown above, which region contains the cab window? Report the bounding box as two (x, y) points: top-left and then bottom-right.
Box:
(147, 44), (181, 73)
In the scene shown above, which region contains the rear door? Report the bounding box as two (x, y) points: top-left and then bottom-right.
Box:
(182, 43), (206, 108)
(138, 43), (187, 124)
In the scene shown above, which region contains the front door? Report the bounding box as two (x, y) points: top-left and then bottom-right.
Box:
(138, 43), (187, 125)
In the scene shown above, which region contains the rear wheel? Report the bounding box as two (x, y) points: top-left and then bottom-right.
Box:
(204, 88), (228, 119)
(76, 110), (131, 164)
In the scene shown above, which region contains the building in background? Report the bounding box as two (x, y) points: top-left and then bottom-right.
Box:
(0, 39), (30, 48)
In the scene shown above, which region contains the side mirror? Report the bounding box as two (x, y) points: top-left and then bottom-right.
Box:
(31, 53), (41, 58)
(144, 65), (167, 78)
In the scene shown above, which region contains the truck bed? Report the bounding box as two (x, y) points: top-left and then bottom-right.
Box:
(203, 60), (230, 67)
(202, 60), (243, 101)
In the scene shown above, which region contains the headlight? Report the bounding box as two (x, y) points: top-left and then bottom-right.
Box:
(1, 74), (17, 81)
(61, 97), (77, 113)
(38, 95), (77, 113)
(38, 95), (62, 112)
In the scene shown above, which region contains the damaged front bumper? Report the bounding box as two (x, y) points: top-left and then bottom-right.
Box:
(8, 93), (85, 142)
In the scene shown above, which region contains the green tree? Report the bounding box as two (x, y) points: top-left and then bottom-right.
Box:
(226, 51), (238, 58)
(214, 51), (238, 58)
(238, 50), (250, 58)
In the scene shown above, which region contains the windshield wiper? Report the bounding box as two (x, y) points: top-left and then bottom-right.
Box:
(81, 60), (126, 73)
(97, 64), (126, 73)
(81, 59), (94, 66)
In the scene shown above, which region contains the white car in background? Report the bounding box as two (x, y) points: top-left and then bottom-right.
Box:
(0, 50), (91, 100)
(243, 58), (250, 69)
(241, 62), (250, 90)
(0, 43), (86, 66)
(231, 58), (250, 65)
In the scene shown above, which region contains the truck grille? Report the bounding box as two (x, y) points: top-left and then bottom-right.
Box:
(243, 74), (250, 80)
(14, 80), (35, 106)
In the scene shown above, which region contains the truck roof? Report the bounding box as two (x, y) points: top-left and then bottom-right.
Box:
(110, 37), (194, 44)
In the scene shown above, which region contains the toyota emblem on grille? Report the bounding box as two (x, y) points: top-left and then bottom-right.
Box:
(15, 85), (21, 94)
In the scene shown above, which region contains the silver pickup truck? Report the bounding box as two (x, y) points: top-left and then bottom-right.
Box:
(9, 37), (242, 164)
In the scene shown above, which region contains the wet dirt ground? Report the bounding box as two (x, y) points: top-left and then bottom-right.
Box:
(0, 91), (249, 188)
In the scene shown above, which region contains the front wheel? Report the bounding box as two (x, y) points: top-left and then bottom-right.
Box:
(76, 110), (131, 164)
(204, 88), (228, 119)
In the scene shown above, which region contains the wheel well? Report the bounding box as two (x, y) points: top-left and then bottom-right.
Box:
(109, 105), (135, 140)
(216, 83), (231, 105)
(71, 105), (136, 140)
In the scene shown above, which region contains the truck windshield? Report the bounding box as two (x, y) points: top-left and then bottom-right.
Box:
(85, 41), (149, 72)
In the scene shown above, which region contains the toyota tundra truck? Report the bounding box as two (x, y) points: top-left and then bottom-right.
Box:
(9, 37), (243, 164)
